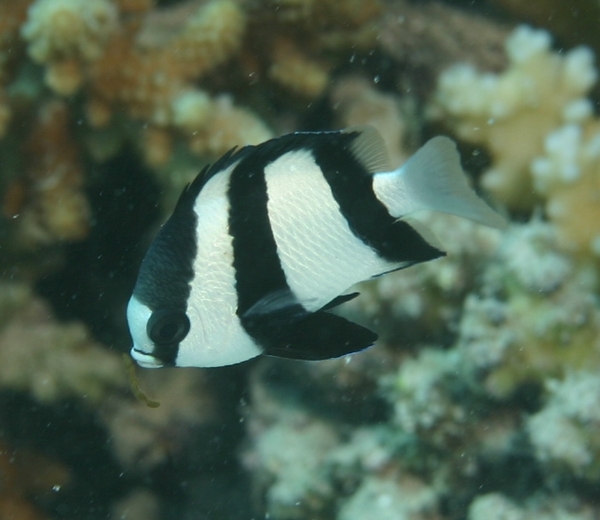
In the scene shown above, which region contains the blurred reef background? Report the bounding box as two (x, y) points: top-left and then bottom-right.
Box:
(1, 0), (600, 519)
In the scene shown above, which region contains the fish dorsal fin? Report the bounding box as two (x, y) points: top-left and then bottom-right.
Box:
(344, 125), (391, 174)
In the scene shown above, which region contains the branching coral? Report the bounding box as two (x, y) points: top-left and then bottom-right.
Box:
(530, 122), (600, 254)
(337, 474), (440, 520)
(251, 419), (340, 518)
(431, 25), (597, 212)
(88, 0), (246, 126)
(8, 100), (91, 246)
(457, 220), (600, 399)
(468, 492), (597, 520)
(243, 360), (445, 520)
(21, 0), (118, 94)
(372, 217), (600, 511)
(381, 345), (522, 501)
(0, 0), (33, 137)
(12, 0), (275, 177)
(268, 37), (329, 100)
(379, 0), (509, 95)
(526, 371), (600, 480)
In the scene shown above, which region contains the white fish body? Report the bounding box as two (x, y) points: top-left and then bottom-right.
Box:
(127, 127), (505, 368)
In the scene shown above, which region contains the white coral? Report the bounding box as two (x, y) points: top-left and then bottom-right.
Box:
(431, 25), (599, 211)
(527, 371), (600, 474)
(22, 0), (117, 63)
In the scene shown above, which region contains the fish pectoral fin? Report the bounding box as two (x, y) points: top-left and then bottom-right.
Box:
(263, 311), (377, 361)
(320, 292), (360, 311)
(242, 288), (308, 325)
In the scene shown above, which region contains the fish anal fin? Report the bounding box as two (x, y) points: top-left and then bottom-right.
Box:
(263, 311), (377, 361)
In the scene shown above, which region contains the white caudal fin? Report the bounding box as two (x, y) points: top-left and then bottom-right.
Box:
(374, 136), (507, 229)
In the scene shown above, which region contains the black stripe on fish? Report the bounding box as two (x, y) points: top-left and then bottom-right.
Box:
(132, 179), (202, 312)
(228, 149), (294, 319)
(228, 137), (378, 360)
(312, 131), (445, 265)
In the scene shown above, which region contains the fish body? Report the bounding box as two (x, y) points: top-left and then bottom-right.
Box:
(127, 127), (504, 368)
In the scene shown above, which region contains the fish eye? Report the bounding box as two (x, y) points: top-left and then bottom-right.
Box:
(147, 309), (190, 346)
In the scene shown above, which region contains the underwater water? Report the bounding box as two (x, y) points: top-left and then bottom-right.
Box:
(1, 0), (600, 518)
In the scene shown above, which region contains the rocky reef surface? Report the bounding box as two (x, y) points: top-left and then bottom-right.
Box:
(1, 1), (599, 519)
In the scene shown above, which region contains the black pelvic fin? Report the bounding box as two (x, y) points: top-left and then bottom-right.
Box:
(262, 311), (377, 361)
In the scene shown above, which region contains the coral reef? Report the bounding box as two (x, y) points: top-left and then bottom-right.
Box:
(0, 295), (127, 402)
(9, 99), (91, 246)
(527, 371), (600, 481)
(468, 492), (596, 520)
(101, 368), (218, 472)
(488, 0), (600, 62)
(431, 25), (597, 211)
(88, 0), (246, 125)
(456, 220), (600, 399)
(0, 0), (33, 138)
(431, 25), (600, 256)
(243, 361), (444, 520)
(530, 121), (600, 254)
(21, 0), (118, 95)
(2, 2), (600, 520)
(378, 0), (510, 96)
(242, 214), (600, 519)
(337, 474), (440, 520)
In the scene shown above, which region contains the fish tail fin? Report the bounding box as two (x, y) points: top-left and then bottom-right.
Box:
(375, 136), (507, 229)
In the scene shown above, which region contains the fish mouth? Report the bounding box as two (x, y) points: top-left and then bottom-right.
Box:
(131, 348), (164, 369)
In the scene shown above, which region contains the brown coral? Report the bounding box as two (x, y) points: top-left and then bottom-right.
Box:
(245, 0), (381, 32)
(21, 0), (118, 95)
(0, 0), (33, 136)
(7, 100), (90, 247)
(379, 0), (510, 95)
(268, 37), (329, 100)
(88, 0), (246, 126)
(115, 0), (154, 15)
